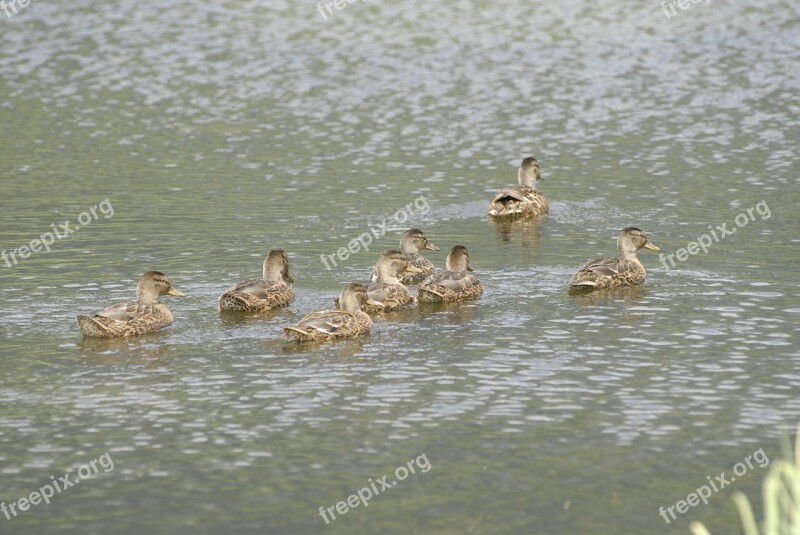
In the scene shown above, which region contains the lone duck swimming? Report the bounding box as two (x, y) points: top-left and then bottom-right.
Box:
(488, 157), (549, 218)
(569, 227), (661, 291)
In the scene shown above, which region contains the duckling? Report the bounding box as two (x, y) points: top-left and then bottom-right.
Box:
(218, 250), (295, 312)
(76, 271), (184, 338)
(569, 227), (661, 291)
(488, 157), (549, 218)
(417, 245), (483, 302)
(371, 229), (439, 285)
(283, 283), (377, 342)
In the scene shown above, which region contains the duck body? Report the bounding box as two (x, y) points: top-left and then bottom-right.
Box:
(284, 283), (374, 342)
(77, 301), (175, 338)
(488, 186), (549, 218)
(218, 250), (295, 312)
(218, 279), (294, 312)
(569, 227), (660, 291)
(77, 271), (184, 338)
(488, 157), (549, 219)
(569, 257), (647, 290)
(417, 245), (483, 303)
(417, 271), (483, 302)
(371, 229), (439, 285)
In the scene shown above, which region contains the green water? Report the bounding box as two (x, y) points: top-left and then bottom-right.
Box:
(1, 0), (798, 533)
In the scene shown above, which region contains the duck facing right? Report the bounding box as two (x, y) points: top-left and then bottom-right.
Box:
(569, 227), (661, 291)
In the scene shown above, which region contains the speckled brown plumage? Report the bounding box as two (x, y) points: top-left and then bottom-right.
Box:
(371, 229), (439, 285)
(76, 271), (184, 338)
(338, 250), (421, 312)
(569, 228), (661, 291)
(284, 283), (374, 342)
(488, 157), (549, 219)
(417, 245), (483, 303)
(218, 250), (295, 312)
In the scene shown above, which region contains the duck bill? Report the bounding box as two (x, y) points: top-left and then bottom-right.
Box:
(405, 265), (424, 273)
(167, 287), (185, 297)
(284, 273), (295, 283)
(466, 266), (474, 272)
(643, 241), (661, 252)
(425, 242), (440, 251)
(365, 298), (382, 307)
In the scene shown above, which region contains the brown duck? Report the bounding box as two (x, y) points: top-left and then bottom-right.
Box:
(338, 250), (422, 312)
(218, 250), (295, 312)
(283, 283), (377, 342)
(417, 245), (483, 302)
(371, 229), (439, 285)
(569, 227), (661, 291)
(76, 271), (184, 338)
(488, 157), (549, 218)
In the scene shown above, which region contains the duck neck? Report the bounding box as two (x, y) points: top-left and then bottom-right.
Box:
(263, 261), (283, 283)
(136, 288), (161, 305)
(617, 239), (639, 262)
(339, 294), (361, 313)
(518, 166), (539, 189)
(445, 257), (467, 272)
(376, 268), (401, 284)
(399, 237), (418, 254)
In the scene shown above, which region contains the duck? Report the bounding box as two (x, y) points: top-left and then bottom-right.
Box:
(418, 245), (483, 302)
(218, 250), (295, 312)
(371, 229), (439, 285)
(76, 271), (184, 338)
(365, 250), (423, 311)
(569, 227), (661, 291)
(487, 157), (549, 218)
(283, 283), (377, 342)
(337, 250), (422, 312)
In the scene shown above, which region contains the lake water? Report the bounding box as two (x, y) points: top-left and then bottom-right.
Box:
(1, 0), (798, 533)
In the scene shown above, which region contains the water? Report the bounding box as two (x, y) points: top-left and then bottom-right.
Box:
(1, 0), (798, 533)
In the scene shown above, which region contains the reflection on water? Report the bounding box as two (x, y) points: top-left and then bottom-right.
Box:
(417, 300), (481, 325)
(280, 336), (367, 358)
(77, 336), (172, 368)
(489, 215), (544, 252)
(0, 0), (798, 533)
(568, 284), (651, 307)
(217, 308), (294, 328)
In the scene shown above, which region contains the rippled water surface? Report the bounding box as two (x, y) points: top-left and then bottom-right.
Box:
(1, 0), (799, 533)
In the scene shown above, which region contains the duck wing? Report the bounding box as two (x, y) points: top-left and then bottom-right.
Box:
(224, 279), (285, 300)
(490, 186), (536, 204)
(577, 258), (639, 276)
(95, 300), (143, 322)
(366, 282), (413, 308)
